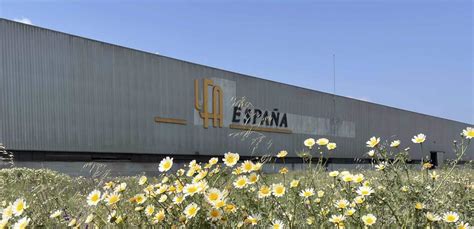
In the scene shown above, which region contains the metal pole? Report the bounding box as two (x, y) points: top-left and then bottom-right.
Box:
(332, 54), (336, 135)
(333, 54), (336, 96)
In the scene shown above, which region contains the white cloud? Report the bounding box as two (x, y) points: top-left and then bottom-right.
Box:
(13, 17), (33, 25)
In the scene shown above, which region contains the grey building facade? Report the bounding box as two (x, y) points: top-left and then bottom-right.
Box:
(0, 19), (472, 175)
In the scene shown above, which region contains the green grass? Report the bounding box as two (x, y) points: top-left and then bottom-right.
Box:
(0, 131), (473, 228)
(0, 164), (472, 228)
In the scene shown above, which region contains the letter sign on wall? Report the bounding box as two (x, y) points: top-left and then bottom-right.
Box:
(194, 78), (223, 128)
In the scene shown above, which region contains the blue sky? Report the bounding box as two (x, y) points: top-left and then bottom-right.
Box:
(1, 0), (472, 123)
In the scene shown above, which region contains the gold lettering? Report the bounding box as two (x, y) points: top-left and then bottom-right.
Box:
(194, 78), (223, 128)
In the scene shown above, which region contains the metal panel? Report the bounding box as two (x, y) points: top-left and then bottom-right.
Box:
(0, 18), (472, 161)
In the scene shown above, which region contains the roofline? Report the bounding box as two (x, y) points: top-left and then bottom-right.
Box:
(1, 18), (472, 126)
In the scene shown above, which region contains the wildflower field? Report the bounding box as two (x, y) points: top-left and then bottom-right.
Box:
(1, 128), (473, 228)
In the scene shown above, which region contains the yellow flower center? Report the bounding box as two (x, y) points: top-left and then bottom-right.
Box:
(187, 207), (197, 216)
(163, 161), (172, 170)
(226, 156), (236, 164)
(275, 187), (284, 194)
(187, 186), (198, 193)
(16, 203), (24, 211)
(446, 215), (456, 222)
(156, 212), (165, 221)
(208, 193), (219, 201)
(91, 194), (99, 202)
(210, 210), (220, 217)
(146, 207), (154, 214)
(108, 195), (119, 204)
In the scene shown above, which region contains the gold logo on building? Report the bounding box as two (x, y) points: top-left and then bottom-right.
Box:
(194, 78), (223, 128)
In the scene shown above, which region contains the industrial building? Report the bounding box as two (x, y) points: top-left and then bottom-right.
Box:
(0, 19), (472, 175)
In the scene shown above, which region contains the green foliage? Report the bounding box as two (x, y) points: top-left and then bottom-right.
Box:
(0, 129), (473, 228)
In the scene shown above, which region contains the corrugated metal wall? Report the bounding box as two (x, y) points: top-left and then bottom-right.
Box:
(1, 19), (472, 160)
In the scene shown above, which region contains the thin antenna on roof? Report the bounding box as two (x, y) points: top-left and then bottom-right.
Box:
(333, 54), (336, 96)
(332, 54), (337, 136)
